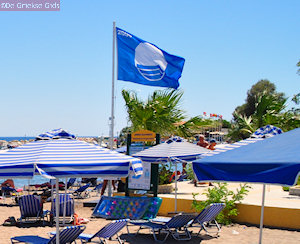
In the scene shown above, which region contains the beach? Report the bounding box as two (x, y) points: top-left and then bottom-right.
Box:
(0, 190), (299, 244)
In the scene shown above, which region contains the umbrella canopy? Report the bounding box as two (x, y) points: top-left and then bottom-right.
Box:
(133, 137), (210, 162)
(192, 126), (299, 244)
(0, 134), (143, 179)
(251, 125), (283, 138)
(193, 127), (300, 187)
(0, 128), (143, 244)
(205, 125), (283, 157)
(133, 136), (211, 213)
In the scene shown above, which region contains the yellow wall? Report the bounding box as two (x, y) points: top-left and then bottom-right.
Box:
(157, 197), (300, 229)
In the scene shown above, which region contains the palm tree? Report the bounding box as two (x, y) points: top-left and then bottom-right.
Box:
(229, 92), (300, 141)
(122, 89), (212, 137)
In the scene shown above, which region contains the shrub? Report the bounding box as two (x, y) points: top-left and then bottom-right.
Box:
(158, 163), (173, 185)
(192, 182), (251, 225)
(185, 163), (195, 180)
(282, 176), (300, 191)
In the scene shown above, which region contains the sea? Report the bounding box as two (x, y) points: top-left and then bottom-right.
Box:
(0, 136), (36, 142)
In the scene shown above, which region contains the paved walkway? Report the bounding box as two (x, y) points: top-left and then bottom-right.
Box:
(159, 181), (300, 209)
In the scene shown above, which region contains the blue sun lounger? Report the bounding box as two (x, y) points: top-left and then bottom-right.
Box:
(72, 183), (91, 199)
(67, 178), (76, 190)
(18, 195), (48, 224)
(51, 194), (74, 224)
(11, 225), (85, 244)
(78, 219), (128, 243)
(130, 213), (196, 242)
(189, 203), (225, 236)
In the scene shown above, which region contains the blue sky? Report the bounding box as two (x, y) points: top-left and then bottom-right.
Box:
(0, 1), (299, 136)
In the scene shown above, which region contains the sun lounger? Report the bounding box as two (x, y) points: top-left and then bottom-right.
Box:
(51, 194), (74, 224)
(151, 203), (225, 237)
(18, 195), (48, 224)
(78, 219), (128, 243)
(130, 213), (196, 242)
(72, 183), (91, 199)
(11, 225), (85, 244)
(67, 178), (76, 190)
(189, 203), (225, 236)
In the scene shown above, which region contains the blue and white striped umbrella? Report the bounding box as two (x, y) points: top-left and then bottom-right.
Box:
(36, 128), (76, 140)
(203, 137), (264, 157)
(132, 137), (211, 163)
(251, 125), (283, 138)
(132, 136), (210, 212)
(0, 137), (143, 179)
(201, 125), (282, 157)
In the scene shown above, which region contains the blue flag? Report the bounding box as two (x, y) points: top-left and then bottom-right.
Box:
(116, 27), (185, 89)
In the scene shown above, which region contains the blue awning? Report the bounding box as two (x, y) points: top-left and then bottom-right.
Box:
(193, 128), (300, 186)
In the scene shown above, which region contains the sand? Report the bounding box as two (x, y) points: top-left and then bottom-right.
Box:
(0, 196), (299, 244)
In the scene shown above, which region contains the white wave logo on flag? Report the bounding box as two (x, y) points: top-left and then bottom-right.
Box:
(134, 42), (167, 81)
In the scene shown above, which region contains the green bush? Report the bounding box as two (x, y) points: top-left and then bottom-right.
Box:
(158, 163), (173, 185)
(185, 163), (195, 180)
(282, 176), (300, 191)
(192, 182), (251, 225)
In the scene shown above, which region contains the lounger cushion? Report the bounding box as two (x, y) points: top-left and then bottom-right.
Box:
(11, 235), (50, 244)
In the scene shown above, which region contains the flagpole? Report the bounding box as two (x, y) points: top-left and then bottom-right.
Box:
(108, 21), (116, 197)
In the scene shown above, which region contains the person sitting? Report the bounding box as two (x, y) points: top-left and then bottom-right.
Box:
(197, 135), (209, 148)
(1, 179), (16, 196)
(208, 139), (217, 150)
(1, 179), (15, 189)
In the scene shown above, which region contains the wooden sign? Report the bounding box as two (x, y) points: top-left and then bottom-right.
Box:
(132, 130), (156, 142)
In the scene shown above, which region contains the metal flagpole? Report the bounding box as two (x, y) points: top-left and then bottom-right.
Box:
(108, 21), (116, 197)
(259, 184), (266, 244)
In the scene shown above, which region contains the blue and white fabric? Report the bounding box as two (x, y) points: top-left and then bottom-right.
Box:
(116, 27), (185, 89)
(36, 128), (76, 140)
(52, 194), (74, 218)
(0, 132), (143, 179)
(203, 137), (264, 157)
(133, 137), (210, 162)
(192, 128), (300, 186)
(251, 125), (283, 138)
(18, 195), (47, 223)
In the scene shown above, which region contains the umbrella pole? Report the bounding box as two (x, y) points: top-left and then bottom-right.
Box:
(259, 184), (266, 244)
(55, 178), (60, 244)
(174, 161), (178, 213)
(51, 180), (54, 207)
(63, 178), (67, 226)
(108, 180), (112, 197)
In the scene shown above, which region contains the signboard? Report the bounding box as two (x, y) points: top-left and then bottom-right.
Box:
(132, 130), (156, 142)
(128, 161), (151, 190)
(128, 143), (151, 190)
